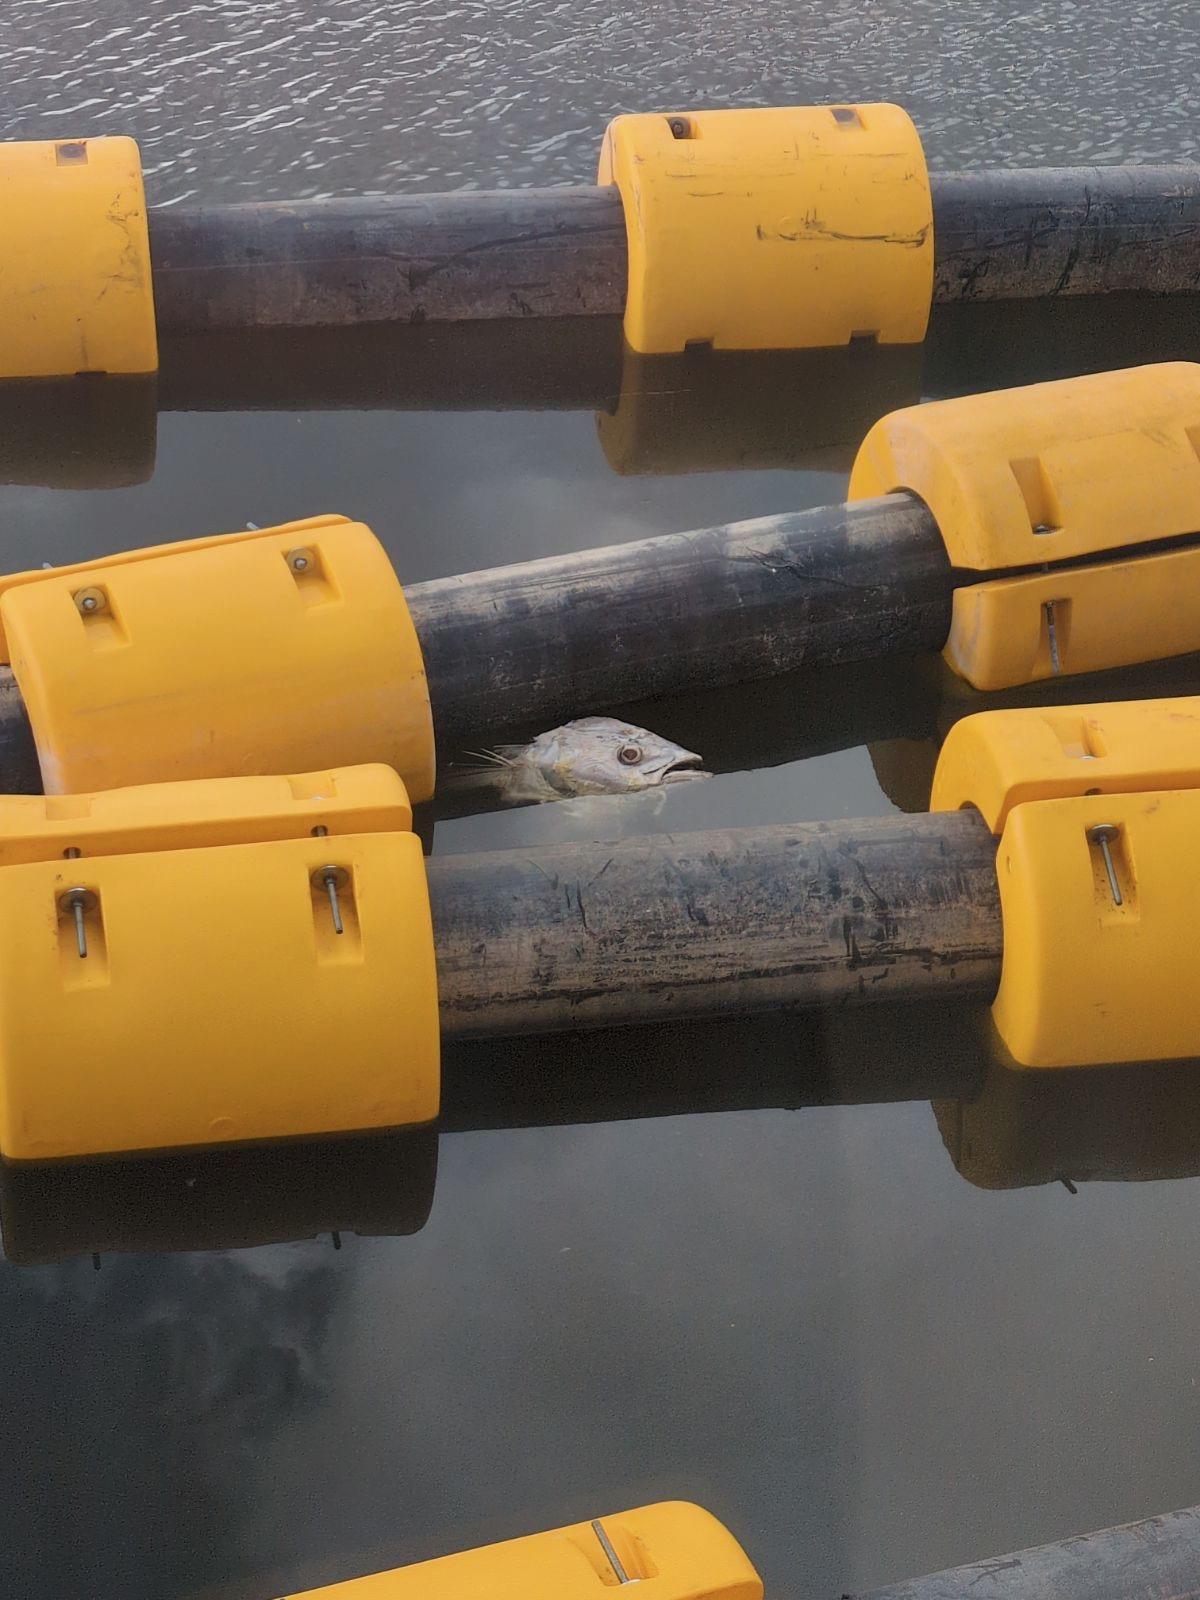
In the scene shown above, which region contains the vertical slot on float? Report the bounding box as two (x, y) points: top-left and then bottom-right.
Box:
(1086, 821), (1138, 920)
(56, 881), (109, 985)
(310, 859), (361, 960)
(287, 772), (339, 805)
(283, 543), (336, 607)
(565, 1518), (659, 1585)
(71, 583), (129, 651)
(1045, 712), (1107, 762)
(1039, 597), (1071, 676)
(1010, 455), (1062, 535)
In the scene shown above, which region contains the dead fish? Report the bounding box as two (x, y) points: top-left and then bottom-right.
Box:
(454, 716), (711, 804)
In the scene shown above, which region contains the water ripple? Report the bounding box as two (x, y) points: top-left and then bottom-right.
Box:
(3, 0), (1199, 203)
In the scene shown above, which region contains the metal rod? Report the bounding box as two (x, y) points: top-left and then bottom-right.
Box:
(591, 1521), (632, 1585)
(1089, 823), (1124, 906)
(324, 871), (344, 935)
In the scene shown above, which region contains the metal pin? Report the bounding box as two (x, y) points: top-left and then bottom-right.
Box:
(1088, 823), (1123, 906)
(313, 865), (349, 934)
(591, 1520), (632, 1585)
(1044, 600), (1062, 675)
(286, 547), (314, 574)
(59, 886), (96, 958)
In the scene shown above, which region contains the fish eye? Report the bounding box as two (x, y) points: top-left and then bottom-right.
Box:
(617, 744), (643, 766)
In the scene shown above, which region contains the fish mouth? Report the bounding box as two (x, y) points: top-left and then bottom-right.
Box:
(658, 754), (712, 785)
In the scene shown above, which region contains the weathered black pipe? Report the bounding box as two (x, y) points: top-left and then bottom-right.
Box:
(427, 809), (1001, 1039)
(146, 167), (1200, 334)
(850, 1501), (1200, 1600)
(148, 187), (628, 333)
(410, 493), (953, 747)
(932, 165), (1200, 301)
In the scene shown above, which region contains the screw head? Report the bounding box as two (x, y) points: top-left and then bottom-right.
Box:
(59, 886), (97, 913)
(286, 547), (314, 574)
(1088, 823), (1120, 845)
(667, 116), (690, 139)
(73, 586), (107, 616)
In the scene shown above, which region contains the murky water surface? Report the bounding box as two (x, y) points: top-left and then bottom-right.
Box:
(5, 6), (1200, 1599)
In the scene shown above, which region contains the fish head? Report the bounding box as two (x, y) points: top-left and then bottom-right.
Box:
(525, 717), (711, 795)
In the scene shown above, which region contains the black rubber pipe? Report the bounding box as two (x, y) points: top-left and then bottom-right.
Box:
(427, 808), (1001, 1039)
(146, 166), (1200, 334)
(408, 493), (952, 747)
(849, 1500), (1200, 1600)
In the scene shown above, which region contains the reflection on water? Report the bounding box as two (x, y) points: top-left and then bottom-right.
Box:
(7, 6), (1200, 1599)
(0, 1131), (438, 1265)
(0, 1248), (339, 1597)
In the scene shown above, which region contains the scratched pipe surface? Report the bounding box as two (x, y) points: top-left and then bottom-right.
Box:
(849, 1500), (1200, 1600)
(427, 809), (1001, 1040)
(409, 493), (953, 749)
(145, 167), (1200, 333)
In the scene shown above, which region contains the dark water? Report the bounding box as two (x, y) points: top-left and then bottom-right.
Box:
(6, 7), (1200, 1599)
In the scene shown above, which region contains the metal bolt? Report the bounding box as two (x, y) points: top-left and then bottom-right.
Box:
(1044, 599), (1062, 675)
(59, 886), (97, 958)
(313, 864), (349, 934)
(1088, 824), (1123, 906)
(73, 586), (107, 617)
(591, 1521), (632, 1585)
(667, 116), (690, 139)
(286, 547), (314, 574)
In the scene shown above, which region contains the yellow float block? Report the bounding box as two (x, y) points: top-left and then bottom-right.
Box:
(0, 515), (436, 803)
(0, 137), (157, 378)
(849, 362), (1200, 690)
(281, 1502), (761, 1600)
(0, 766), (439, 1161)
(598, 103), (933, 354)
(930, 694), (1200, 830)
(932, 697), (1200, 1068)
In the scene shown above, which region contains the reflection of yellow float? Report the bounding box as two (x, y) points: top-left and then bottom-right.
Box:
(0, 375), (157, 490)
(0, 1127), (437, 1264)
(597, 344), (921, 476)
(936, 1055), (1200, 1191)
(286, 1502), (760, 1599)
